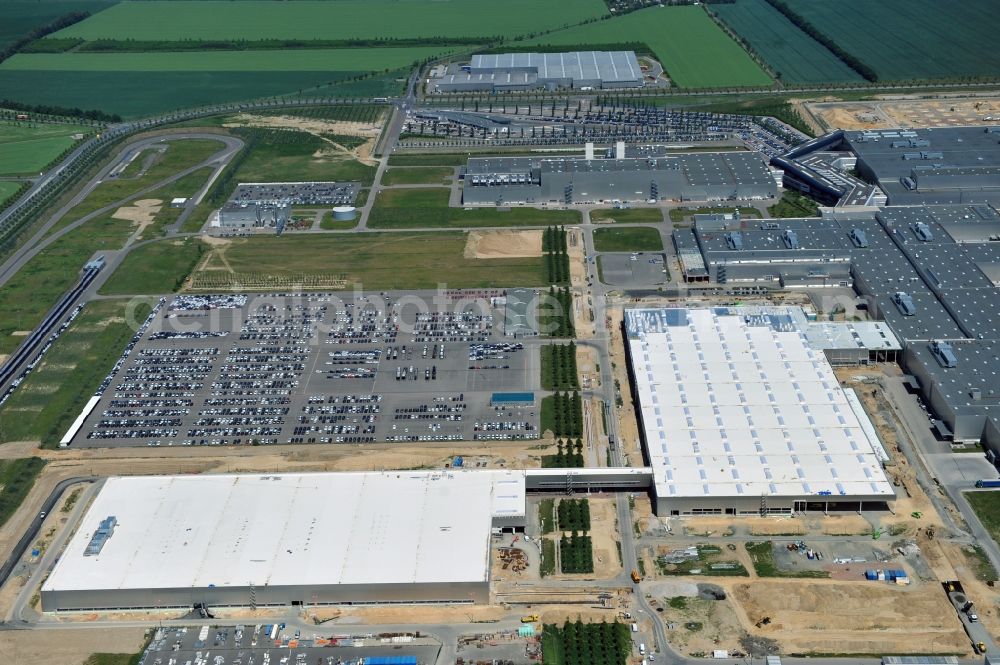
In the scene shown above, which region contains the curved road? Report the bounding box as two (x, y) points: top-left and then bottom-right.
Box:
(0, 133), (244, 289)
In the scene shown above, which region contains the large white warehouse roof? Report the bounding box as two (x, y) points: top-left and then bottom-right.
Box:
(625, 307), (894, 503)
(44, 470), (525, 598)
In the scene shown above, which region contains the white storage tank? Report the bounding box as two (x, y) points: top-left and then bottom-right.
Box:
(332, 205), (357, 221)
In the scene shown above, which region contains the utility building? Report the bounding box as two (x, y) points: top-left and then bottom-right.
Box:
(42, 470), (526, 612)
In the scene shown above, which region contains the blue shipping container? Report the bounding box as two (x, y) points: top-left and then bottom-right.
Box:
(453, 456), (464, 468)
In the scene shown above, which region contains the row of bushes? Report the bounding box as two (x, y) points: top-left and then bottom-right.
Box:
(542, 438), (585, 468)
(558, 497), (591, 532)
(542, 620), (632, 665)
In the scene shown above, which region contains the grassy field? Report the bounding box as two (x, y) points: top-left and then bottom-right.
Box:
(369, 188), (579, 229)
(710, 0), (863, 84)
(965, 491), (1000, 547)
(783, 0), (1000, 81)
(381, 167), (454, 186)
(0, 300), (153, 448)
(2, 47), (447, 72)
(0, 121), (90, 175)
(231, 128), (376, 186)
(0, 216), (133, 355)
(526, 6), (772, 88)
(0, 182), (22, 203)
(319, 211), (357, 230)
(101, 237), (205, 295)
(0, 458), (46, 528)
(767, 190), (820, 218)
(590, 208), (663, 224)
(593, 227), (663, 252)
(56, 0), (607, 41)
(191, 232), (546, 290)
(539, 498), (556, 534)
(387, 154), (471, 167)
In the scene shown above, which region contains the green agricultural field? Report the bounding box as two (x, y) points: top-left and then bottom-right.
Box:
(0, 1), (112, 50)
(526, 6), (771, 88)
(783, 0), (1000, 81)
(590, 208), (663, 223)
(369, 188), (579, 229)
(0, 121), (90, 175)
(192, 232), (546, 290)
(0, 300), (153, 448)
(101, 237), (205, 295)
(55, 0), (607, 41)
(593, 227), (663, 252)
(710, 0), (863, 84)
(2, 47), (446, 72)
(381, 167), (454, 186)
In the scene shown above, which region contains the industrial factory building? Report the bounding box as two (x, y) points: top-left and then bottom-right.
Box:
(676, 201), (1000, 447)
(41, 470), (526, 612)
(773, 127), (1000, 206)
(623, 307), (895, 516)
(463, 148), (777, 205)
(434, 51), (644, 92)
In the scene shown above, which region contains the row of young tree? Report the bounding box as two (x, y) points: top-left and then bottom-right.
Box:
(548, 391), (583, 439)
(543, 342), (579, 391)
(542, 438), (585, 468)
(558, 498), (591, 531)
(543, 620), (632, 665)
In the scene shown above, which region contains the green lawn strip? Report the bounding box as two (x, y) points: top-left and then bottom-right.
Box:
(590, 207), (663, 224)
(190, 232), (546, 290)
(369, 187), (578, 229)
(668, 205), (761, 223)
(101, 237), (205, 295)
(745, 541), (830, 578)
(381, 166), (454, 186)
(387, 154), (471, 167)
(593, 226), (663, 252)
(319, 211), (357, 230)
(539, 498), (556, 534)
(540, 538), (557, 578)
(0, 299), (154, 447)
(0, 458), (46, 528)
(767, 190), (820, 218)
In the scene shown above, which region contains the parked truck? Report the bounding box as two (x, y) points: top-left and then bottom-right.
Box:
(975, 480), (1000, 488)
(631, 569), (642, 584)
(521, 614), (539, 623)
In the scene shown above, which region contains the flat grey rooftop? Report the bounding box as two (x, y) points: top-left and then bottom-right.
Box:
(470, 51), (642, 84)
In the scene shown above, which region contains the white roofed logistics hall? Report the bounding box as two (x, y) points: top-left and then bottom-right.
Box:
(42, 470), (526, 612)
(623, 307), (895, 516)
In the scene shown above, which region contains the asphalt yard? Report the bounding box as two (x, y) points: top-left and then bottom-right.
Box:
(68, 291), (542, 448)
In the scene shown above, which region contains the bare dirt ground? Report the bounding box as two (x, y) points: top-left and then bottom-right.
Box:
(731, 580), (969, 654)
(112, 197), (163, 238)
(804, 97), (1000, 131)
(0, 627), (145, 665)
(659, 595), (746, 655)
(464, 229), (542, 259)
(605, 303), (643, 467)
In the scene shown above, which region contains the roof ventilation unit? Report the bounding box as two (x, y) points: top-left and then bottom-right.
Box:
(782, 229), (800, 249)
(912, 222), (934, 241)
(84, 515), (118, 557)
(725, 231), (743, 250)
(849, 228), (869, 248)
(892, 291), (916, 316)
(929, 340), (957, 368)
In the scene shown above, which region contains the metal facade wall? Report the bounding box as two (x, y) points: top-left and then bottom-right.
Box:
(42, 580), (489, 612)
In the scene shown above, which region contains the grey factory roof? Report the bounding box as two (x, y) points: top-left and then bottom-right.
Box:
(846, 127), (1000, 204)
(907, 340), (1000, 416)
(470, 51), (642, 85)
